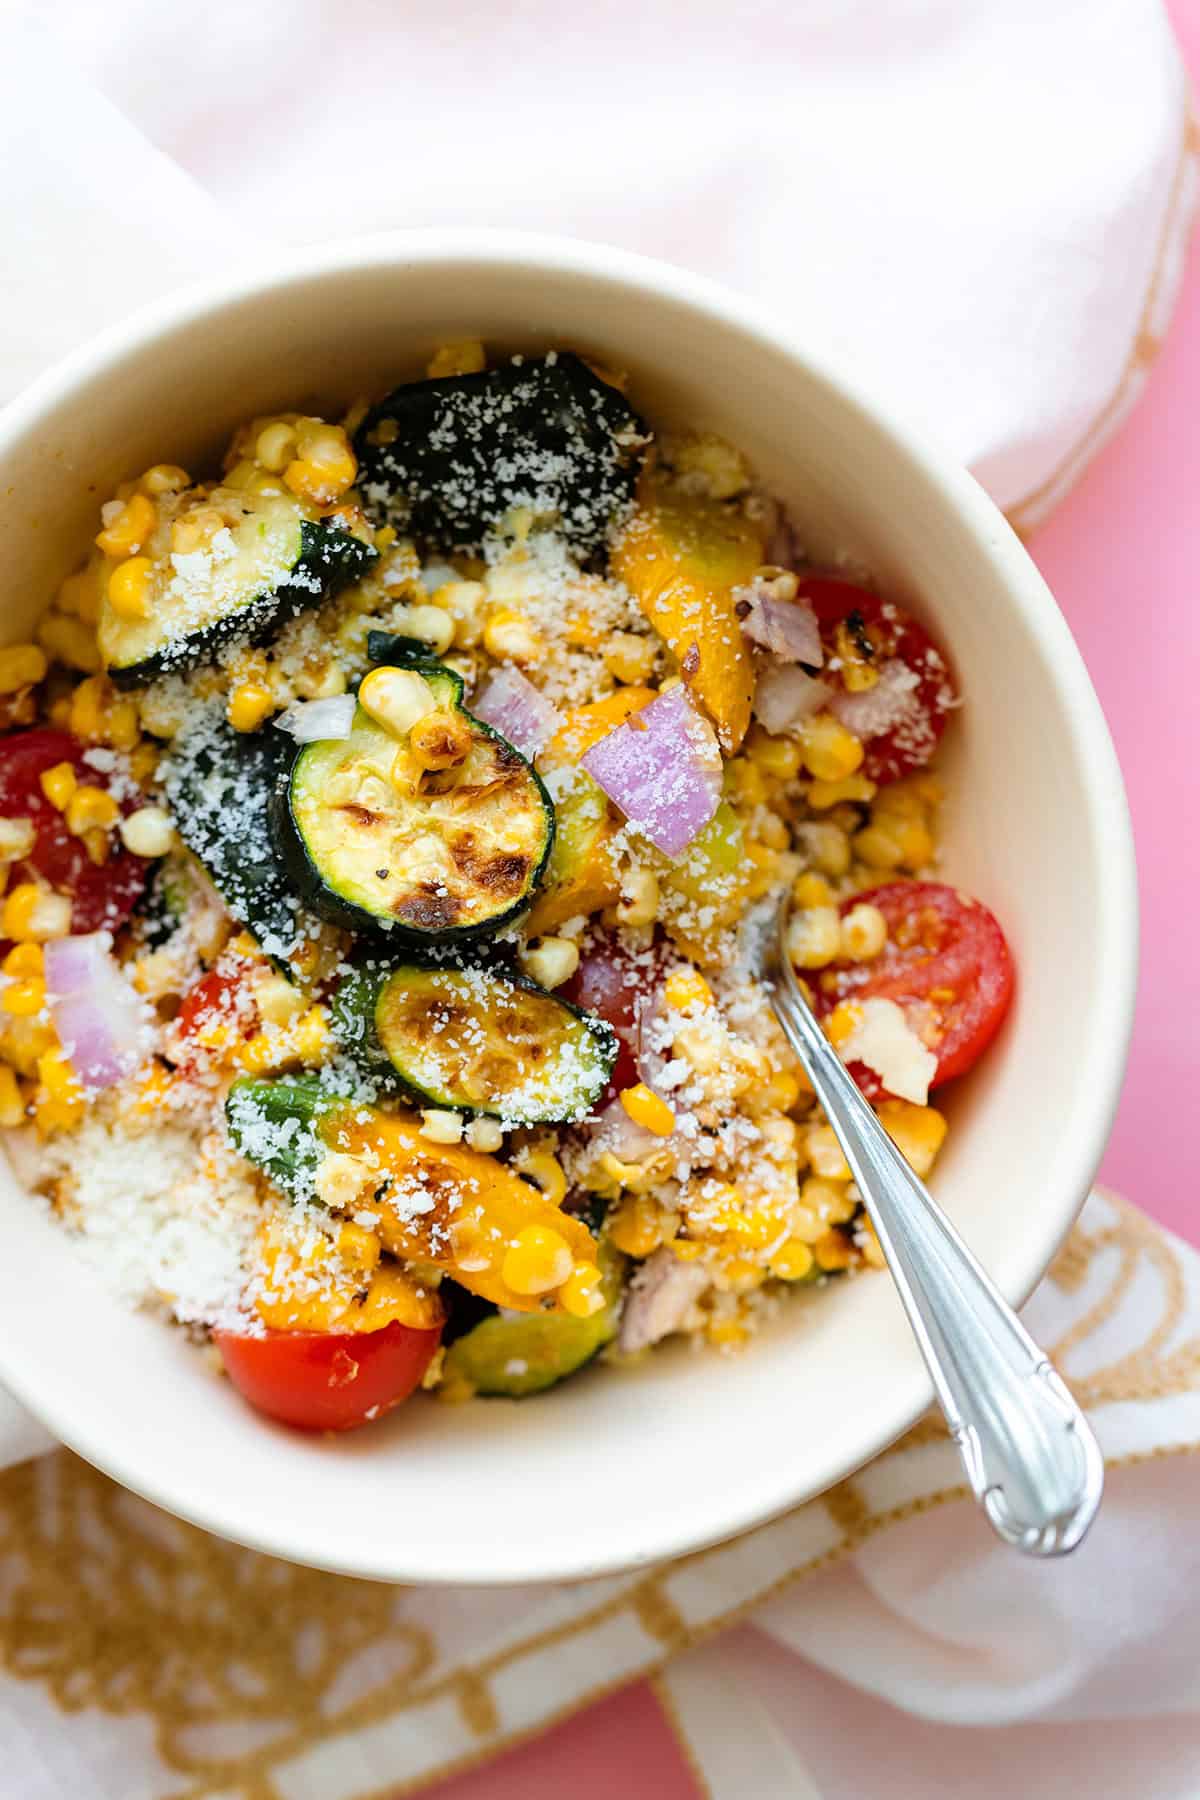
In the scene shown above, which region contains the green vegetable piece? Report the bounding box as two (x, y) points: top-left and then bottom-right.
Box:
(442, 1242), (625, 1397)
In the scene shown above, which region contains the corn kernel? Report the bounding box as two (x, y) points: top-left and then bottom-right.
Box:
(559, 1261), (606, 1318)
(0, 645), (47, 694)
(128, 744), (160, 785)
(141, 463), (190, 495)
(464, 1116), (504, 1153)
(663, 967), (712, 1013)
(426, 339), (487, 378)
(482, 609), (544, 664)
(118, 806), (175, 858)
(57, 570), (101, 622)
(762, 1067), (802, 1111)
(891, 818), (936, 870)
(806, 1122), (851, 1180)
(800, 1175), (858, 1226)
(292, 1005), (329, 1064)
(814, 1228), (854, 1271)
(397, 603), (456, 657)
(107, 555), (155, 621)
(806, 773), (877, 811)
(359, 666), (437, 739)
(614, 867), (658, 928)
(437, 580), (486, 648)
(746, 726), (802, 780)
(37, 614), (101, 674)
(3, 884), (71, 942)
(877, 1098), (948, 1177)
(39, 762), (77, 811)
(3, 944), (42, 978)
(419, 1108), (464, 1146)
(252, 974), (306, 1027)
(620, 1082), (676, 1137)
(840, 901), (887, 961)
(769, 1239), (815, 1281)
(792, 871), (833, 909)
(786, 905), (842, 970)
(65, 786), (119, 837)
(518, 935), (579, 990)
(602, 631), (656, 685)
(0, 1065), (25, 1127)
(823, 1000), (862, 1048)
(227, 682), (275, 733)
(0, 818), (35, 863)
(607, 1195), (665, 1257)
(284, 430), (357, 506)
(852, 824), (905, 870)
(171, 506), (224, 554)
(37, 1047), (79, 1100)
(95, 492), (157, 557)
(254, 422), (298, 472)
(409, 707), (472, 770)
(313, 1151), (370, 1211)
(707, 1318), (749, 1348)
(514, 1147), (568, 1206)
(502, 1224), (574, 1296)
(799, 713), (863, 782)
(2, 976), (46, 1017)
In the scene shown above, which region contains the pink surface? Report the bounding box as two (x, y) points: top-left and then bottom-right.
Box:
(419, 18), (1200, 1797)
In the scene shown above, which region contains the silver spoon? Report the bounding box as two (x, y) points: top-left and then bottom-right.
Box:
(762, 898), (1103, 1556)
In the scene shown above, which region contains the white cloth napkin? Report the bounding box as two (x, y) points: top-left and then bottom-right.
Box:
(0, 5), (1196, 1796)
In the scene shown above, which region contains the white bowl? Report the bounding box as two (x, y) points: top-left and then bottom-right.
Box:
(0, 232), (1136, 1584)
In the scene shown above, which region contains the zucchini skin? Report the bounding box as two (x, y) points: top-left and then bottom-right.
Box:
(108, 521), (376, 689)
(354, 353), (647, 560)
(330, 958), (618, 1121)
(225, 1074), (331, 1199)
(269, 667), (555, 945)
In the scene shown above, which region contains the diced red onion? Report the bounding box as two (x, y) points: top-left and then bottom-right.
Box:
(740, 595), (823, 667)
(618, 1249), (709, 1352)
(580, 685), (721, 858)
(828, 659), (921, 738)
(753, 665), (833, 735)
(44, 934), (148, 1092)
(274, 695), (356, 742)
(471, 666), (561, 759)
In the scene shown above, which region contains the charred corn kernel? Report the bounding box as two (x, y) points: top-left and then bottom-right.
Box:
(95, 492), (156, 557)
(800, 1175), (858, 1225)
(107, 555), (154, 621)
(359, 666), (437, 738)
(502, 1224), (574, 1296)
(399, 603), (456, 656)
(833, 618), (880, 691)
(227, 682), (275, 733)
(746, 726), (802, 780)
(559, 1261), (606, 1319)
(464, 1116), (504, 1153)
(482, 609), (544, 664)
(615, 867), (659, 927)
(3, 885), (70, 942)
(0, 818), (35, 863)
(57, 570), (101, 623)
(877, 1098), (948, 1177)
(314, 1151), (371, 1210)
(663, 967), (712, 1013)
(426, 338), (487, 378)
(0, 1065), (24, 1127)
(770, 1239), (815, 1281)
(141, 463), (190, 495)
(814, 1228), (854, 1271)
(792, 871), (833, 909)
(409, 707), (472, 770)
(608, 1195), (666, 1257)
(118, 806), (174, 858)
(37, 613), (101, 674)
(806, 1122), (851, 1180)
(840, 901), (887, 961)
(519, 935), (579, 990)
(602, 631), (656, 685)
(852, 824), (904, 870)
(620, 1083), (675, 1137)
(252, 973), (305, 1027)
(515, 1148), (568, 1206)
(3, 944), (42, 978)
(254, 422), (297, 472)
(39, 762), (77, 811)
(2, 975), (45, 1017)
(419, 1109), (464, 1146)
(0, 645), (47, 694)
(799, 713), (864, 782)
(823, 1000), (862, 1049)
(65, 786), (119, 836)
(806, 773), (877, 810)
(786, 905), (842, 969)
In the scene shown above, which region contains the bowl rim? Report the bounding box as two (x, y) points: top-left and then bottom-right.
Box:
(0, 229), (1138, 1582)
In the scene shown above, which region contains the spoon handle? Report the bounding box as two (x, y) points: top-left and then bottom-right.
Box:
(770, 967), (1103, 1555)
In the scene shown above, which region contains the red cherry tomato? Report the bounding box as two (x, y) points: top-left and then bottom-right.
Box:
(813, 880), (1014, 1097)
(0, 728), (148, 933)
(214, 1321), (443, 1432)
(798, 578), (957, 785)
(562, 930), (667, 1096)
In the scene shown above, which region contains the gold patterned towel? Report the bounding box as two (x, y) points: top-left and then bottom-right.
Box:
(1, 1190), (1198, 1799)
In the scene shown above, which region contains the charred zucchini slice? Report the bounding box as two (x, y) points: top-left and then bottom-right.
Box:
(441, 1241), (625, 1399)
(332, 961), (617, 1123)
(354, 352), (647, 558)
(164, 710), (309, 959)
(99, 489), (375, 687)
(271, 661), (554, 942)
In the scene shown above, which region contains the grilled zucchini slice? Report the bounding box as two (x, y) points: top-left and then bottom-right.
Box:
(99, 488), (375, 687)
(331, 960), (617, 1123)
(271, 661), (554, 942)
(441, 1240), (625, 1398)
(354, 352), (647, 558)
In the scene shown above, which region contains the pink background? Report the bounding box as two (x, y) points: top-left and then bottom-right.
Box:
(418, 11), (1200, 1793)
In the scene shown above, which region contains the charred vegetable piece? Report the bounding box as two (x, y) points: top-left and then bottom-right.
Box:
(271, 660), (554, 943)
(442, 1239), (624, 1397)
(331, 960), (617, 1123)
(100, 490), (375, 687)
(164, 712), (307, 959)
(354, 353), (647, 558)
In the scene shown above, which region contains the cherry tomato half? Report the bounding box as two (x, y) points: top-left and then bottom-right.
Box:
(799, 578), (957, 785)
(0, 728), (148, 933)
(814, 880), (1014, 1097)
(215, 1320), (443, 1432)
(563, 930), (667, 1096)
(175, 963), (258, 1066)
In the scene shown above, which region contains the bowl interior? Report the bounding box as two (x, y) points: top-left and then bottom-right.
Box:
(0, 241), (1134, 1582)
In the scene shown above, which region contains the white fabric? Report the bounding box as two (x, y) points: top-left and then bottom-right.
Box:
(0, 6), (1196, 1797)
